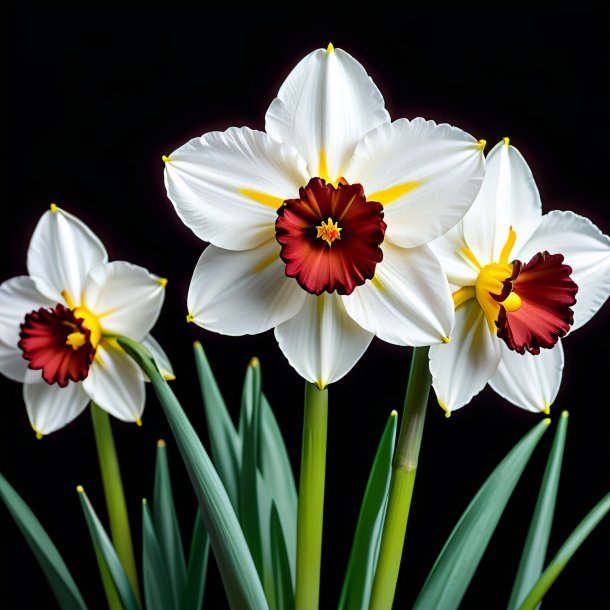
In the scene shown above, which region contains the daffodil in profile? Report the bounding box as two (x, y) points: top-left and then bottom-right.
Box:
(0, 205), (172, 436)
(164, 44), (486, 387)
(429, 139), (610, 414)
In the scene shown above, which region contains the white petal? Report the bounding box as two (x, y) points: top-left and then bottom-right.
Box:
(187, 241), (306, 336)
(24, 379), (90, 436)
(82, 344), (145, 422)
(274, 293), (374, 387)
(345, 118), (484, 248)
(429, 223), (479, 288)
(0, 276), (53, 346)
(490, 341), (564, 413)
(164, 127), (308, 250)
(27, 206), (108, 302)
(342, 242), (454, 346)
(463, 141), (542, 265)
(82, 261), (165, 341)
(141, 334), (174, 381)
(516, 210), (610, 332)
(429, 300), (502, 413)
(0, 338), (29, 382)
(265, 47), (389, 181)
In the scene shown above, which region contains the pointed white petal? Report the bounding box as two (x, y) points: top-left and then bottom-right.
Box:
(429, 300), (502, 413)
(463, 141), (542, 264)
(266, 47), (389, 181)
(82, 261), (165, 341)
(0, 338), (29, 382)
(27, 206), (108, 302)
(343, 242), (454, 346)
(187, 241), (306, 336)
(345, 118), (484, 248)
(274, 293), (374, 387)
(82, 344), (145, 422)
(24, 379), (89, 436)
(516, 210), (610, 332)
(141, 334), (174, 381)
(165, 127), (308, 250)
(490, 340), (564, 413)
(0, 276), (53, 346)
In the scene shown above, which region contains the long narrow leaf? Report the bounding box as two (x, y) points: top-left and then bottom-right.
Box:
(508, 411), (569, 610)
(339, 410), (398, 610)
(181, 508), (210, 610)
(413, 418), (550, 610)
(193, 340), (241, 508)
(0, 473), (87, 610)
(153, 439), (187, 607)
(119, 336), (268, 610)
(142, 499), (175, 610)
(270, 502), (294, 610)
(77, 486), (139, 610)
(518, 492), (610, 610)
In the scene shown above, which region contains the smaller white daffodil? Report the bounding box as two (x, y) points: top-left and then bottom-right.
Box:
(0, 205), (172, 436)
(429, 139), (610, 414)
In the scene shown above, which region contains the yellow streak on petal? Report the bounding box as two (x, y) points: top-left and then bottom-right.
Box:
(61, 289), (76, 310)
(252, 247), (279, 273)
(461, 247), (483, 271)
(499, 227), (517, 265)
(326, 43), (335, 53)
(452, 286), (476, 308)
(155, 277), (168, 287)
(97, 307), (117, 319)
(50, 203), (59, 213)
(318, 149), (331, 183)
(503, 137), (510, 147)
(369, 181), (421, 206)
(238, 188), (284, 209)
(371, 275), (384, 291)
(186, 312), (194, 323)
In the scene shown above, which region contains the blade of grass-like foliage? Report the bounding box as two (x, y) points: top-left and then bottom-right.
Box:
(193, 340), (241, 508)
(142, 499), (175, 610)
(508, 411), (569, 610)
(77, 486), (139, 610)
(0, 473), (87, 610)
(413, 418), (550, 610)
(261, 393), (297, 584)
(517, 491), (610, 610)
(181, 508), (210, 610)
(338, 410), (398, 610)
(153, 439), (187, 607)
(119, 336), (268, 610)
(270, 502), (294, 610)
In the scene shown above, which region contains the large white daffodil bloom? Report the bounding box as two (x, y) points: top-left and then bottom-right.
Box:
(164, 45), (485, 387)
(429, 140), (610, 414)
(0, 205), (172, 436)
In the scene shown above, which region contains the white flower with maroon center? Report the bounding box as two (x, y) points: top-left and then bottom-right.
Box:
(429, 140), (610, 414)
(164, 44), (485, 387)
(0, 205), (172, 436)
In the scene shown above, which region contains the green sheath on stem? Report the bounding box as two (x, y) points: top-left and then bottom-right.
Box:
(90, 402), (141, 607)
(369, 346), (431, 610)
(295, 382), (328, 610)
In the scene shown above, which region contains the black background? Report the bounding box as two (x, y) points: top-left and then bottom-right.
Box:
(1, 5), (609, 609)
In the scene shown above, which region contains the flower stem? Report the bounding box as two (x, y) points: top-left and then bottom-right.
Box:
(90, 402), (142, 607)
(369, 346), (431, 610)
(295, 381), (328, 610)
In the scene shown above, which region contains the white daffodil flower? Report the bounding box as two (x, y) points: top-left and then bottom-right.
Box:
(0, 205), (172, 436)
(429, 139), (610, 414)
(164, 44), (485, 388)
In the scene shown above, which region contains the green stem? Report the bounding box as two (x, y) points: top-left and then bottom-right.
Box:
(90, 402), (142, 608)
(295, 382), (328, 610)
(369, 346), (431, 610)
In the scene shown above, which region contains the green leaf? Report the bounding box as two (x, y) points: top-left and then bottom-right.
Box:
(181, 508), (210, 610)
(508, 411), (569, 610)
(339, 411), (398, 610)
(119, 336), (268, 610)
(0, 472), (87, 610)
(413, 418), (550, 610)
(142, 499), (175, 610)
(270, 502), (294, 610)
(518, 491), (610, 610)
(77, 486), (140, 610)
(193, 341), (241, 509)
(153, 439), (187, 607)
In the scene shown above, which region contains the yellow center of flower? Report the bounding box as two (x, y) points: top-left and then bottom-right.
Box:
(316, 217), (342, 247)
(71, 306), (102, 348)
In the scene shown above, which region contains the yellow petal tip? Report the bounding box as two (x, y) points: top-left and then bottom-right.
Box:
(135, 418), (143, 427)
(543, 405), (551, 415)
(162, 155), (173, 163)
(186, 312), (194, 323)
(503, 136), (510, 147)
(445, 411), (452, 418)
(249, 356), (260, 368)
(478, 139), (487, 150)
(163, 373), (176, 381)
(437, 397), (451, 417)
(326, 42), (335, 53)
(76, 485), (84, 493)
(50, 203), (59, 213)
(157, 439), (166, 448)
(155, 277), (168, 288)
(441, 335), (451, 344)
(390, 409), (398, 417)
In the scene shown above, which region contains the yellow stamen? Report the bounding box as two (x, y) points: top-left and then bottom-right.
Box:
(239, 188), (284, 209)
(499, 227), (516, 264)
(72, 306), (102, 348)
(66, 331), (87, 350)
(50, 203), (59, 213)
(61, 289), (76, 310)
(186, 312), (194, 323)
(326, 42), (334, 53)
(478, 139), (487, 150)
(369, 181), (420, 206)
(461, 247), (483, 271)
(316, 217), (342, 246)
(155, 277), (168, 287)
(474, 262), (514, 332)
(452, 286), (476, 308)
